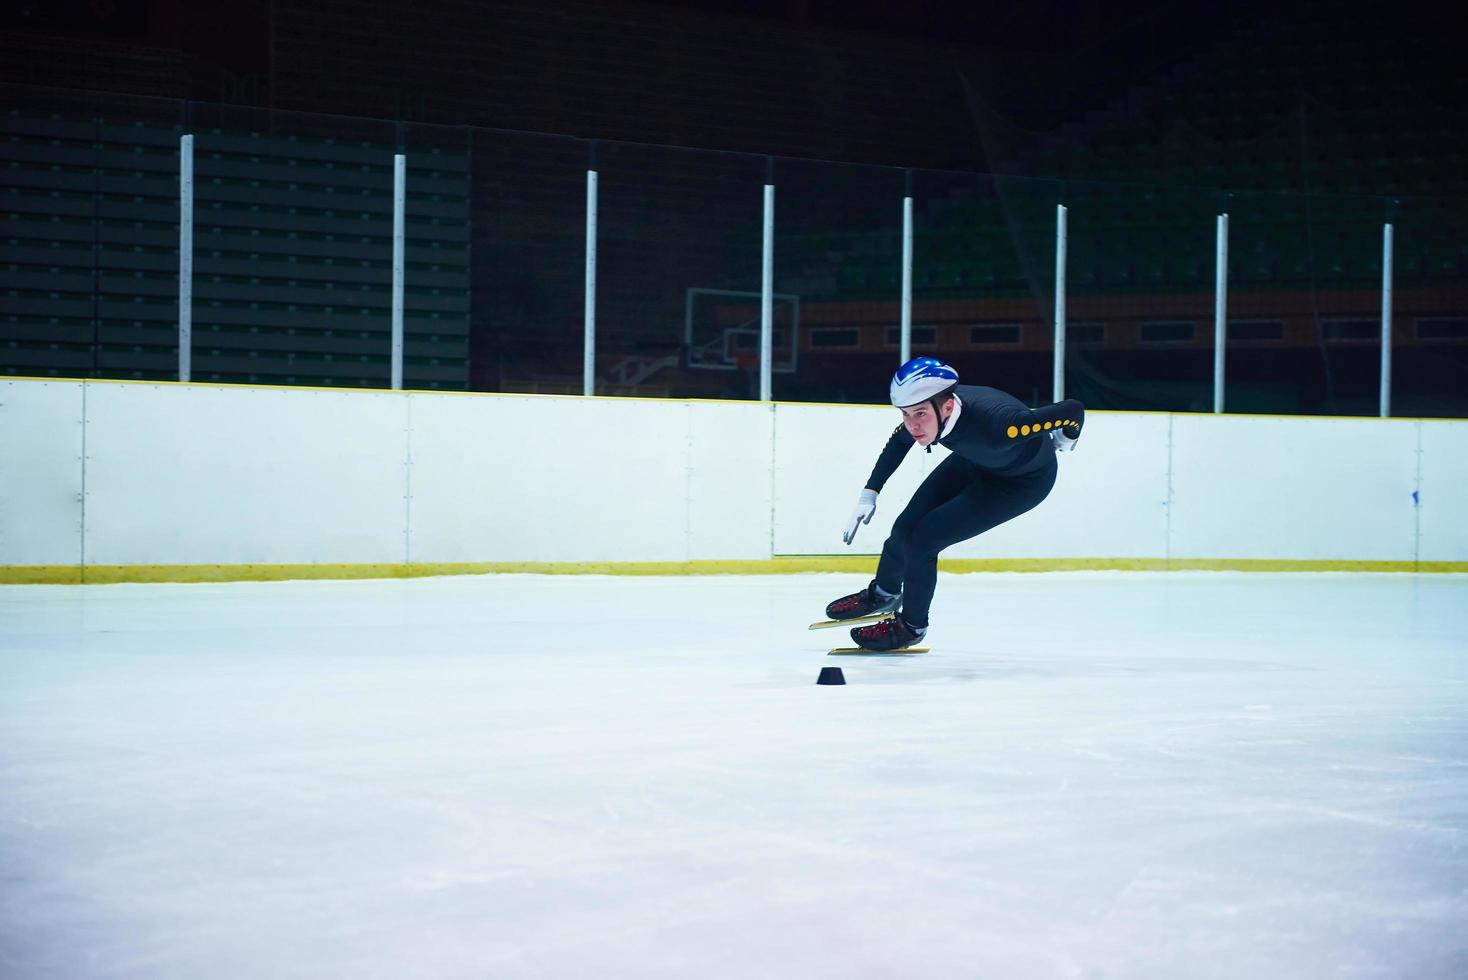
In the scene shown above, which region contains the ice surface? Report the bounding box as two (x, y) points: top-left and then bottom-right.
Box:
(2, 572), (1466, 979)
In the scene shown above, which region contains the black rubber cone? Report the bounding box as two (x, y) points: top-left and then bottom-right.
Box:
(816, 666), (846, 685)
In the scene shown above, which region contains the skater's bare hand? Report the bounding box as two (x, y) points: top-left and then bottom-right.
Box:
(842, 489), (878, 545)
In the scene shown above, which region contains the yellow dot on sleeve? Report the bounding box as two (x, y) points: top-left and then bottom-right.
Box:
(1043, 421), (1053, 430)
(1021, 425), (1031, 436)
(1006, 426), (1018, 438)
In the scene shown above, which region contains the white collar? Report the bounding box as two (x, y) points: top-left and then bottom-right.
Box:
(938, 395), (962, 441)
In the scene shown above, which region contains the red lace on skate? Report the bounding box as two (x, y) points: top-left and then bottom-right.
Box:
(854, 618), (896, 639)
(831, 592), (865, 613)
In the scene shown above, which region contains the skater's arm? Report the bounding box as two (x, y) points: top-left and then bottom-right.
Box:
(994, 398), (1085, 446)
(864, 424), (914, 492)
(841, 427), (909, 546)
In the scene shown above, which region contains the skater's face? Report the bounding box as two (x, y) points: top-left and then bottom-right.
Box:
(900, 397), (951, 446)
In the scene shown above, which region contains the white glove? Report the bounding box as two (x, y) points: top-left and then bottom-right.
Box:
(1051, 426), (1079, 452)
(842, 489), (878, 545)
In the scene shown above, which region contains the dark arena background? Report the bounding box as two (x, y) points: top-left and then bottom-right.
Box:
(3, 0), (1464, 416)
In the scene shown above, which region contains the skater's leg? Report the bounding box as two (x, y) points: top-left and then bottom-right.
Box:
(873, 454), (974, 595)
(899, 460), (1058, 628)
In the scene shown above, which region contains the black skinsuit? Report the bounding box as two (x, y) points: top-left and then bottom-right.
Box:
(864, 385), (1085, 628)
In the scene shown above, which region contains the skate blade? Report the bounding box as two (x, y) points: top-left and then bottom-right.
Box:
(808, 612), (893, 630)
(827, 647), (929, 656)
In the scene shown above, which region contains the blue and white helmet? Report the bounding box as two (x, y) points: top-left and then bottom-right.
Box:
(890, 356), (959, 408)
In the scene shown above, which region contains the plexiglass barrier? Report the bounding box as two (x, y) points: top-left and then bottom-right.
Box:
(4, 83), (1465, 416)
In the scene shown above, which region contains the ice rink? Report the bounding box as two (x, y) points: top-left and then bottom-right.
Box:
(2, 571), (1466, 979)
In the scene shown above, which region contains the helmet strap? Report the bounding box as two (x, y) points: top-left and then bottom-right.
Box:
(930, 388), (956, 439)
(901, 386), (956, 454)
(923, 396), (945, 453)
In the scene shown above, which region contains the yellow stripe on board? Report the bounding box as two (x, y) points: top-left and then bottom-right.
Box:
(2, 557), (1466, 585)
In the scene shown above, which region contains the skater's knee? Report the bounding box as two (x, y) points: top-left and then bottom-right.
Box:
(889, 512), (921, 542)
(906, 529), (949, 562)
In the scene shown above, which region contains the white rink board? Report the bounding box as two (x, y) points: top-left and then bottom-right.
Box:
(82, 383), (409, 565)
(1418, 420), (1468, 563)
(772, 402), (941, 555)
(948, 412), (1170, 559)
(1168, 414), (1419, 561)
(2, 379), (1466, 570)
(408, 394), (696, 563)
(398, 392), (506, 563)
(0, 380), (84, 565)
(685, 401), (775, 560)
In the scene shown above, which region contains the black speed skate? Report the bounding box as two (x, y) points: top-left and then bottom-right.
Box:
(824, 580), (901, 621)
(850, 615), (925, 652)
